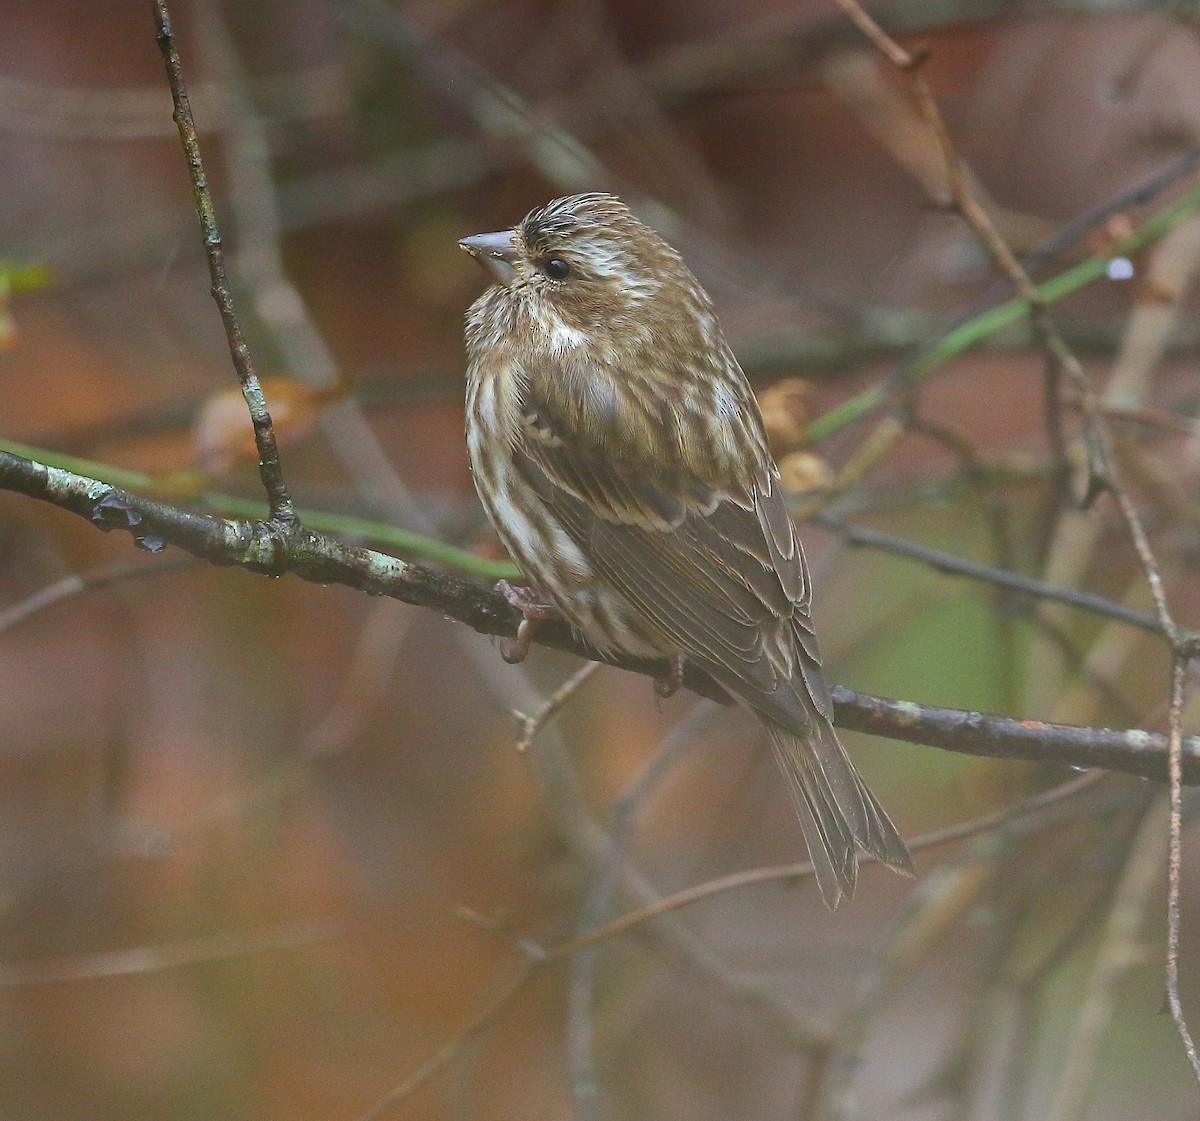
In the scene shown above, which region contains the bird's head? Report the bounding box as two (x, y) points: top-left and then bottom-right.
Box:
(459, 193), (711, 353)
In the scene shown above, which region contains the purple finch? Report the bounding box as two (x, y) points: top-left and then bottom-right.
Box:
(460, 193), (911, 907)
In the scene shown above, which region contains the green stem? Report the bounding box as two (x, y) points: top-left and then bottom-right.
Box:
(0, 261), (53, 294)
(805, 181), (1200, 443)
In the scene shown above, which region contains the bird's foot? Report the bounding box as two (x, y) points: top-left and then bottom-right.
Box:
(654, 653), (686, 698)
(496, 579), (559, 664)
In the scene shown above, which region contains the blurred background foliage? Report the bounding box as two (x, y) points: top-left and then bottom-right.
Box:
(0, 1), (1199, 1118)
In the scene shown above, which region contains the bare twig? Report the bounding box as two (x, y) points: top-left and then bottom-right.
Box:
(513, 661), (603, 752)
(814, 772), (1114, 1120)
(0, 918), (337, 986)
(567, 701), (725, 1121)
(0, 555), (196, 635)
(1164, 657), (1200, 1079)
(803, 178), (1200, 444)
(1044, 797), (1171, 1121)
(815, 513), (1167, 637)
(830, 684), (1199, 781)
(1116, 470), (1200, 1083)
(445, 646), (832, 1121)
(192, 0), (441, 536)
(833, 0), (1114, 496)
(464, 644), (828, 1054)
(353, 957), (541, 1121)
(152, 0), (294, 525)
(1017, 144), (1200, 282)
(555, 770), (1110, 960)
(831, 0), (1200, 1083)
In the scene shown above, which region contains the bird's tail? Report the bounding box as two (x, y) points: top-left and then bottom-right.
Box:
(762, 716), (912, 908)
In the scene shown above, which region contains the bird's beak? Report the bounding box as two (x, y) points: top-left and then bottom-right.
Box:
(458, 230), (520, 287)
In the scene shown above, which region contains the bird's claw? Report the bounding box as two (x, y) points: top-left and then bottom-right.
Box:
(654, 654), (686, 698)
(496, 579), (558, 664)
(500, 619), (534, 664)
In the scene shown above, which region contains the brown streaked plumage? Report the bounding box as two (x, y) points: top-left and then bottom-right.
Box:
(460, 193), (911, 907)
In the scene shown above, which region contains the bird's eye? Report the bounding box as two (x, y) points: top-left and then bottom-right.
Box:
(542, 256), (571, 280)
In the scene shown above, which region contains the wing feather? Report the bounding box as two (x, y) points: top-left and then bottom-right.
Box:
(512, 422), (823, 736)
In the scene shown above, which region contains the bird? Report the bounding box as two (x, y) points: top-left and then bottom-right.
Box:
(459, 192), (911, 907)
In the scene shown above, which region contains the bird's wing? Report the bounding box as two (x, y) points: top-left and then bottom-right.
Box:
(513, 358), (914, 892)
(512, 361), (833, 736)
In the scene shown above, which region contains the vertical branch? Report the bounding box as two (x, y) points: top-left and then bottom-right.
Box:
(829, 0), (1200, 1087)
(189, 0), (433, 534)
(151, 0), (294, 526)
(1040, 352), (1073, 507)
(1044, 797), (1171, 1121)
(1165, 656), (1199, 1075)
(566, 700), (720, 1121)
(1114, 481), (1200, 1082)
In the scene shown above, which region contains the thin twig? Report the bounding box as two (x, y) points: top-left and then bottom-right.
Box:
(831, 0), (1113, 498)
(353, 957), (541, 1121)
(813, 779), (1128, 1121)
(463, 643), (828, 1053)
(1017, 144), (1200, 282)
(815, 513), (1167, 637)
(1044, 797), (1171, 1121)
(803, 177), (1200, 443)
(0, 555), (196, 635)
(192, 0), (441, 537)
(152, 0), (294, 526)
(513, 661), (603, 752)
(1165, 652), (1200, 1080)
(0, 918), (337, 986)
(464, 642), (831, 1121)
(554, 771), (1107, 961)
(831, 0), (1200, 1083)
(567, 701), (723, 1121)
(1110, 487), (1200, 1081)
(1041, 348), (1074, 505)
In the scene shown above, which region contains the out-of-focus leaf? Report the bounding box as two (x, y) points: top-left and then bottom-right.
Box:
(192, 376), (348, 475)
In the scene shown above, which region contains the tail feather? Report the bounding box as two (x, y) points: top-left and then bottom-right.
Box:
(762, 717), (912, 909)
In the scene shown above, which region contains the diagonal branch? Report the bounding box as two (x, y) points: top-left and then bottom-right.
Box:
(3, 444), (1197, 783)
(816, 514), (1169, 637)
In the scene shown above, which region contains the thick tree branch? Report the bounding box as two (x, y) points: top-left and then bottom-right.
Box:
(0, 447), (512, 634)
(3, 446), (1196, 783)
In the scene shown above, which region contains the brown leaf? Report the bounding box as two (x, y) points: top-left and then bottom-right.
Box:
(777, 451), (835, 494)
(757, 377), (816, 457)
(192, 376), (347, 475)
